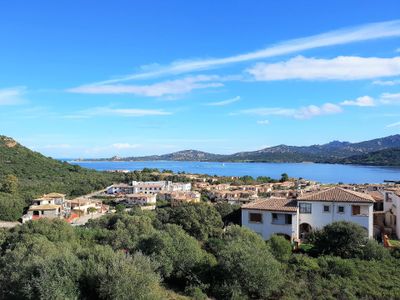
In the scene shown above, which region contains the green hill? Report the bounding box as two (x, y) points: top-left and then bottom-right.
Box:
(0, 135), (124, 220)
(339, 148), (400, 166)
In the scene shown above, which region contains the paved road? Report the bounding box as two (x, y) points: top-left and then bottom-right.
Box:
(0, 221), (20, 228)
(70, 213), (105, 226)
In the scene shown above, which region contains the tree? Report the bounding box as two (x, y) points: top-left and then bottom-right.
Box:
(80, 246), (162, 300)
(268, 235), (292, 262)
(361, 239), (390, 260)
(88, 207), (98, 216)
(0, 174), (18, 193)
(280, 173), (289, 182)
(313, 221), (368, 258)
(0, 195), (25, 221)
(0, 235), (83, 299)
(139, 224), (216, 288)
(211, 226), (284, 299)
(156, 203), (223, 241)
(214, 202), (241, 226)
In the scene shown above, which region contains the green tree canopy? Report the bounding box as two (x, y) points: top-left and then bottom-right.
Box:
(210, 226), (284, 299)
(156, 203), (223, 241)
(313, 221), (368, 258)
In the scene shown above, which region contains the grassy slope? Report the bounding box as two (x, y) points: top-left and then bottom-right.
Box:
(0, 136), (125, 220)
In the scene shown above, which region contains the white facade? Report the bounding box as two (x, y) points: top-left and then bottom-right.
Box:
(108, 181), (192, 195)
(297, 200), (374, 238)
(382, 190), (400, 238)
(241, 187), (376, 240)
(241, 209), (298, 240)
(125, 193), (157, 205)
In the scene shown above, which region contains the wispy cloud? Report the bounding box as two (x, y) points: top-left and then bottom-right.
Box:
(373, 78), (400, 86)
(386, 121), (400, 128)
(257, 120), (270, 125)
(68, 75), (223, 97)
(247, 55), (400, 81)
(379, 92), (400, 104)
(83, 20), (400, 84)
(65, 107), (172, 119)
(235, 103), (342, 120)
(206, 96), (240, 106)
(340, 96), (375, 107)
(111, 143), (141, 150)
(0, 87), (27, 105)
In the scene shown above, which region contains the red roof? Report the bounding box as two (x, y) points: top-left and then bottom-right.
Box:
(242, 197), (298, 212)
(298, 187), (374, 203)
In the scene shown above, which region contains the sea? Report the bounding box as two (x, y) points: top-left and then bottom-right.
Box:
(69, 160), (400, 184)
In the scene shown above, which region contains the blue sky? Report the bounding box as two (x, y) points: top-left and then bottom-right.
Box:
(1, 1), (400, 158)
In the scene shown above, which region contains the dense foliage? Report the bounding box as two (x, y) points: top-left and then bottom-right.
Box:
(339, 148), (400, 166)
(1, 208), (399, 299)
(0, 136), (191, 221)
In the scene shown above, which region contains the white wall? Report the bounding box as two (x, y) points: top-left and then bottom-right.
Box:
(242, 209), (298, 240)
(297, 201), (373, 238)
(384, 192), (400, 238)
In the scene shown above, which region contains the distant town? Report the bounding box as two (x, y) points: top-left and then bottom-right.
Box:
(13, 169), (400, 247)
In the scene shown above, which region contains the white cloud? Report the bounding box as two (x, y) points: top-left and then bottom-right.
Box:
(68, 75), (223, 97)
(236, 103), (342, 120)
(65, 107), (172, 119)
(257, 120), (270, 125)
(0, 87), (27, 105)
(295, 103), (342, 119)
(386, 121), (400, 128)
(340, 96), (375, 107)
(379, 92), (400, 104)
(206, 96), (240, 106)
(248, 55), (400, 81)
(234, 107), (296, 117)
(372, 78), (400, 86)
(111, 143), (141, 150)
(83, 20), (400, 83)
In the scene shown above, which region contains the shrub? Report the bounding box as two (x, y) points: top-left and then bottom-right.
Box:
(268, 235), (292, 262)
(313, 221), (368, 258)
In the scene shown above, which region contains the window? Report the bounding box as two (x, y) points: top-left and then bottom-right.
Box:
(352, 205), (361, 215)
(323, 205), (330, 213)
(299, 203), (312, 214)
(285, 214), (292, 224)
(249, 213), (262, 223)
(272, 213), (278, 220)
(337, 206), (345, 214)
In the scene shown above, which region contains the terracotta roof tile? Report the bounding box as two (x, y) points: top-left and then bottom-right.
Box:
(242, 197), (298, 212)
(298, 187), (374, 203)
(365, 191), (384, 202)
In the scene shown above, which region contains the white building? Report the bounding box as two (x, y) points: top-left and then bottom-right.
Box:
(242, 197), (298, 240)
(106, 183), (134, 194)
(22, 193), (66, 223)
(297, 187), (374, 238)
(107, 181), (192, 195)
(382, 189), (400, 238)
(124, 193), (157, 205)
(242, 187), (375, 240)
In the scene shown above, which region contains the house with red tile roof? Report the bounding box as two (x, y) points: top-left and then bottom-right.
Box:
(242, 187), (375, 240)
(242, 197), (298, 240)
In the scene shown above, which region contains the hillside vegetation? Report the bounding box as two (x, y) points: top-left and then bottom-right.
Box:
(0, 209), (399, 299)
(0, 136), (125, 220)
(339, 148), (400, 166)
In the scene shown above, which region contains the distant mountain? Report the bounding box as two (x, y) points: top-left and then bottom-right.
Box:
(338, 148), (400, 166)
(85, 134), (400, 166)
(97, 150), (225, 162)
